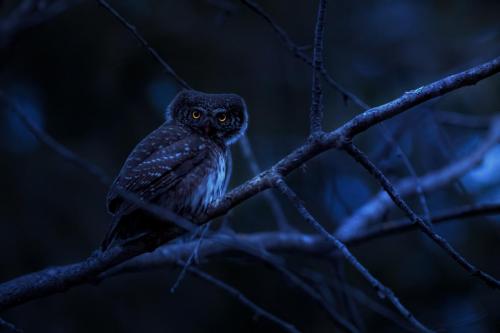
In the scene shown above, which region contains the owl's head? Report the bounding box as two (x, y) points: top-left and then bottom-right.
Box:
(166, 90), (248, 145)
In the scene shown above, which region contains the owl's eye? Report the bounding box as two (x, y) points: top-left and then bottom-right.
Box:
(192, 111), (201, 119)
(218, 113), (227, 122)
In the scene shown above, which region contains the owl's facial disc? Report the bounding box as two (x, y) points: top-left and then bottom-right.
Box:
(167, 90), (248, 145)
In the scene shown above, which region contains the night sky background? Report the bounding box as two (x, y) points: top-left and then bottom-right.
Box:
(1, 0), (500, 332)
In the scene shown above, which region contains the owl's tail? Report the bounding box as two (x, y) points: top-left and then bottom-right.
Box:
(100, 210), (183, 252)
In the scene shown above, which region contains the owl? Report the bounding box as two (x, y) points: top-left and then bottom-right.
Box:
(101, 90), (248, 250)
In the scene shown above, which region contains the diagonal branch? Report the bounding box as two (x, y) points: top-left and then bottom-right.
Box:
(273, 177), (433, 333)
(342, 142), (500, 289)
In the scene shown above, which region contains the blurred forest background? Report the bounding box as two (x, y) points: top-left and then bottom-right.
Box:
(1, 0), (500, 332)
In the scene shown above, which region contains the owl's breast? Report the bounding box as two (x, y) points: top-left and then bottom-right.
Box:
(168, 143), (228, 217)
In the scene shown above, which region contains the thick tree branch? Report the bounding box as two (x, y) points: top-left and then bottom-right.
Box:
(82, 200), (500, 279)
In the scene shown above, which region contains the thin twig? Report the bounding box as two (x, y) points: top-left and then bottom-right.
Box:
(348, 203), (500, 245)
(273, 177), (433, 333)
(379, 125), (432, 224)
(342, 142), (500, 289)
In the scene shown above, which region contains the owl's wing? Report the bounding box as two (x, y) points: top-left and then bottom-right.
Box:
(222, 149), (232, 194)
(106, 125), (205, 215)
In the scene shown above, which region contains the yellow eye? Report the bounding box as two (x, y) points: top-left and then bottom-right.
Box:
(218, 113), (227, 122)
(192, 111), (201, 119)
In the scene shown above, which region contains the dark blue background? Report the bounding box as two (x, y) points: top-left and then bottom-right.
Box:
(1, 0), (499, 332)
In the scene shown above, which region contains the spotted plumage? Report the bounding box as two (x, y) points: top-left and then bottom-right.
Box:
(102, 90), (248, 250)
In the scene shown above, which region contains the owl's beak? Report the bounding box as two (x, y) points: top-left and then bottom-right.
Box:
(203, 122), (215, 136)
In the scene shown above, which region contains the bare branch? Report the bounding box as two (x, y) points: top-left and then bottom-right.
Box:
(342, 142), (500, 289)
(110, 202), (500, 272)
(338, 117), (500, 238)
(273, 178), (433, 333)
(77, 200), (500, 282)
(349, 203), (500, 245)
(309, 0), (327, 134)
